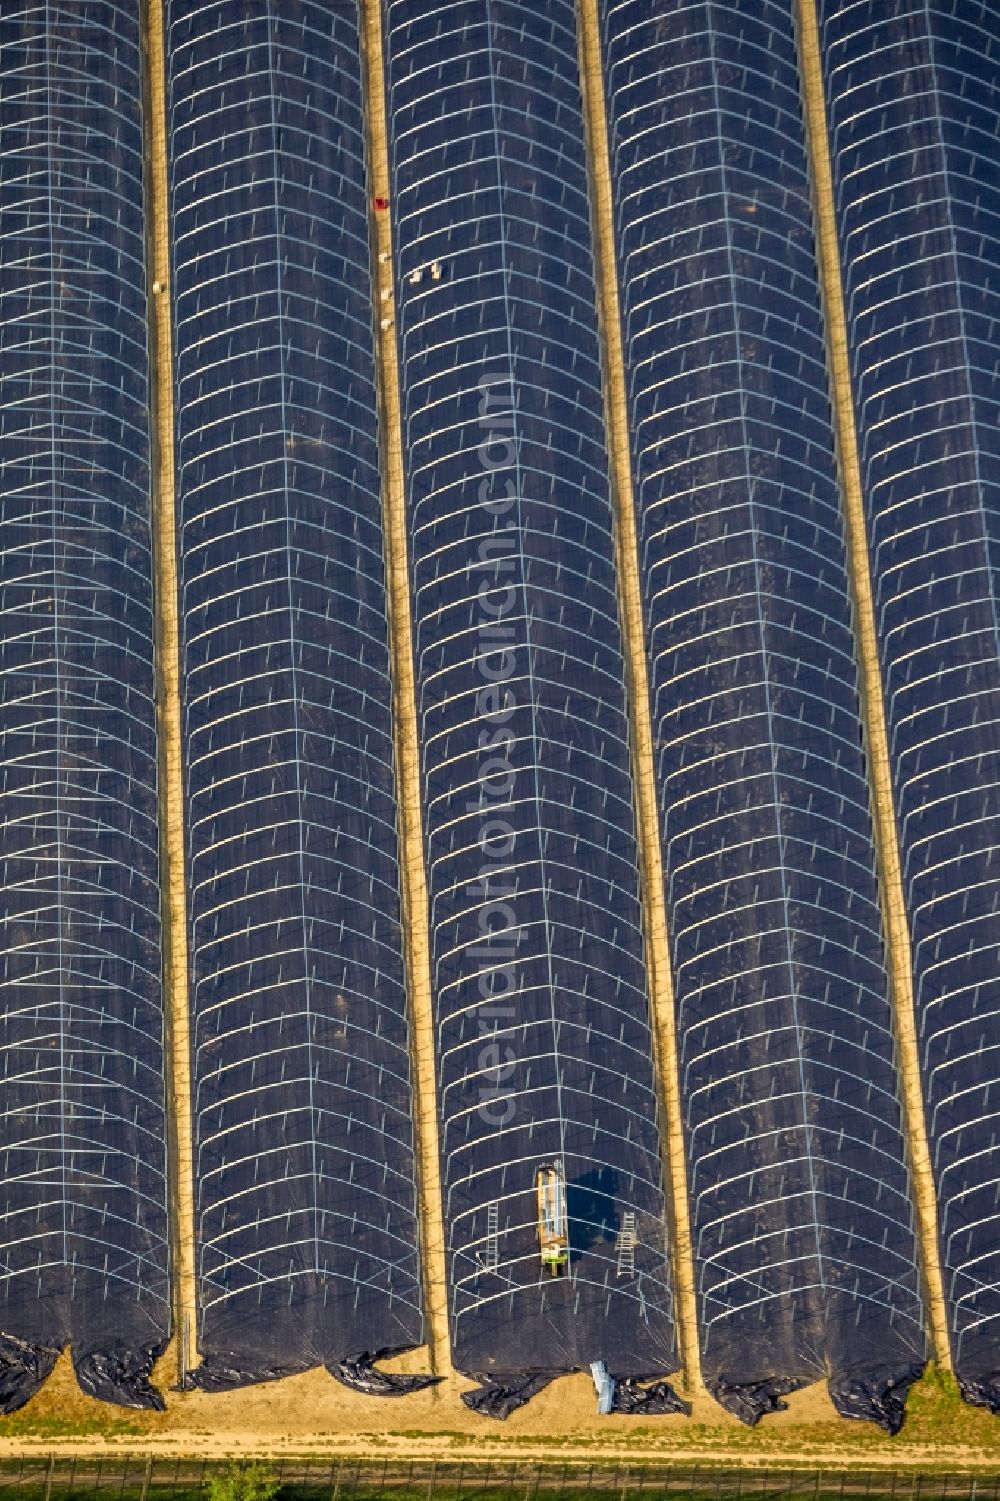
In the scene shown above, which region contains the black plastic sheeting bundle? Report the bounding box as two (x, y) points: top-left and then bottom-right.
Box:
(0, 2), (170, 1411)
(600, 0), (928, 1430)
(818, 0), (1000, 1413)
(167, 0), (427, 1389)
(0, 1336), (167, 1416)
(461, 1374), (688, 1422)
(383, 0), (683, 1416)
(707, 1367), (926, 1438)
(192, 1352), (437, 1401)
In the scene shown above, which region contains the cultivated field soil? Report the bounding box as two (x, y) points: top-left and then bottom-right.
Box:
(1, 1346), (999, 1475)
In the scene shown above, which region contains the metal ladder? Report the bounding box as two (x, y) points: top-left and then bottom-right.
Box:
(616, 1211), (636, 1277)
(482, 1200), (500, 1272)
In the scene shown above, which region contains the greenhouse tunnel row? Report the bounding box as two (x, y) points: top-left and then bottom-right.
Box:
(0, 0), (997, 1430)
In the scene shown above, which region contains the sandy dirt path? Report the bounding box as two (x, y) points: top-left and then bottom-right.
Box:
(144, 0), (197, 1382)
(2, 1356), (999, 1476)
(359, 0), (455, 1389)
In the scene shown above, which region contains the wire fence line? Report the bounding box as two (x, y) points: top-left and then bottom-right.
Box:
(0, 1458), (995, 1501)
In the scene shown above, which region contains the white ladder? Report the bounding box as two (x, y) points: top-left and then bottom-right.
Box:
(616, 1211), (636, 1277)
(482, 1200), (500, 1272)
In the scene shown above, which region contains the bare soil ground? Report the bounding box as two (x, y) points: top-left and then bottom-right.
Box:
(1, 1348), (997, 1476)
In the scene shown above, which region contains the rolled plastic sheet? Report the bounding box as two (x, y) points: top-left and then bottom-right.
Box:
(599, 0), (927, 1428)
(0, 1), (170, 1409)
(167, 0), (426, 1388)
(382, 0), (681, 1414)
(818, 0), (1000, 1408)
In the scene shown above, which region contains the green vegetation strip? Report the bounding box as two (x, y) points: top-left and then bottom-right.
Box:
(0, 1455), (994, 1501)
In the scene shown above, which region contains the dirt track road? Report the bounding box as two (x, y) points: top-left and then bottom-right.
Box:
(0, 1357), (997, 1478)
